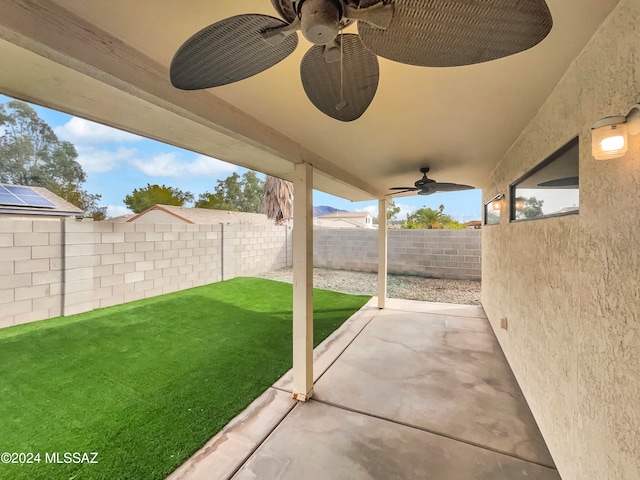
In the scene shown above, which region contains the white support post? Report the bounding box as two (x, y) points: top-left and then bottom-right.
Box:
(292, 162), (314, 401)
(378, 198), (388, 309)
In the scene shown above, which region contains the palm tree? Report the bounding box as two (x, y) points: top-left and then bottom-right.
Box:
(405, 207), (443, 229)
(263, 175), (293, 225)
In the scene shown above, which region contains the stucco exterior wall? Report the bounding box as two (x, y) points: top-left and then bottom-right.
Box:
(481, 1), (639, 479)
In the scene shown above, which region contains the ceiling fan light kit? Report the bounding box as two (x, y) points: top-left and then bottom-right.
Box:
(170, 0), (553, 122)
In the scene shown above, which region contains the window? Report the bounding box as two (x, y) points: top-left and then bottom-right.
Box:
(510, 137), (579, 222)
(483, 198), (500, 226)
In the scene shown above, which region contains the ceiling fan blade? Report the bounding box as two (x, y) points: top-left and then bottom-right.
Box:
(432, 182), (475, 192)
(389, 186), (417, 190)
(538, 176), (579, 188)
(171, 14), (298, 90)
(386, 189), (416, 196)
(300, 34), (379, 122)
(270, 0), (298, 23)
(358, 0), (553, 67)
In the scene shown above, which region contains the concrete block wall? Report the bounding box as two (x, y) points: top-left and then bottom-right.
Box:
(0, 219), (64, 327)
(222, 224), (291, 280)
(314, 228), (481, 280)
(63, 221), (225, 316)
(0, 219), (291, 328)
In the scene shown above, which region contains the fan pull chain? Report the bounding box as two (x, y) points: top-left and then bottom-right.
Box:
(336, 30), (348, 111)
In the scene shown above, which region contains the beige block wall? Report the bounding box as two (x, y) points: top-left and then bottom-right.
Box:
(0, 218), (64, 327)
(481, 1), (639, 478)
(314, 228), (481, 280)
(221, 224), (291, 280)
(0, 220), (291, 328)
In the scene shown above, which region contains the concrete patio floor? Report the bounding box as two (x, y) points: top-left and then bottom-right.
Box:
(168, 298), (561, 480)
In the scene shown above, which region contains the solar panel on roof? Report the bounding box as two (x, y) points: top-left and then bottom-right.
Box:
(0, 193), (25, 206)
(23, 196), (56, 207)
(0, 185), (56, 208)
(4, 185), (33, 194)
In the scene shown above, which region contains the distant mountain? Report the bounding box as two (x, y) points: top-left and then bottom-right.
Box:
(313, 206), (348, 217)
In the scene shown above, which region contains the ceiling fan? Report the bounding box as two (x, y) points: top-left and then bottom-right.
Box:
(387, 167), (474, 196)
(170, 0), (552, 122)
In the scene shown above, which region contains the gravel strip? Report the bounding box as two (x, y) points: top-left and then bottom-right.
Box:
(255, 268), (481, 305)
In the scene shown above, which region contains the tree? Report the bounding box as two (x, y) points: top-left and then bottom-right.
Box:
(374, 201), (401, 225)
(50, 182), (107, 221)
(404, 207), (443, 229)
(387, 201), (401, 222)
(236, 171), (264, 212)
(206, 171), (264, 213)
(124, 184), (193, 213)
(194, 192), (235, 211)
(0, 100), (105, 219)
(402, 205), (464, 229)
(263, 175), (293, 225)
(519, 196), (544, 219)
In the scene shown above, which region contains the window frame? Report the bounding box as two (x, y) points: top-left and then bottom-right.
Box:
(483, 193), (502, 226)
(509, 137), (580, 223)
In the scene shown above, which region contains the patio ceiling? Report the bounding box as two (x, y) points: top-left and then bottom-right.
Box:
(0, 0), (620, 201)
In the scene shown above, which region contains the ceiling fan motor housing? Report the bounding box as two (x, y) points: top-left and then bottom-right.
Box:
(299, 0), (342, 45)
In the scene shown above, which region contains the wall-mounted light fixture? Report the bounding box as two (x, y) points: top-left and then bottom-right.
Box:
(592, 104), (640, 160)
(490, 193), (504, 211)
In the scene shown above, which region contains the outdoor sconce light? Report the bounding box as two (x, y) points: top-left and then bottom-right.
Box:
(491, 193), (504, 211)
(592, 104), (640, 160)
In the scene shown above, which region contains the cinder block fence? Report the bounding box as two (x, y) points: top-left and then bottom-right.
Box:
(314, 228), (481, 281)
(0, 219), (291, 328)
(1, 221), (480, 329)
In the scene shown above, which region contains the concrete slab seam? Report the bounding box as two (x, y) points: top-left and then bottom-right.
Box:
(382, 306), (486, 320)
(309, 398), (558, 471)
(223, 389), (299, 480)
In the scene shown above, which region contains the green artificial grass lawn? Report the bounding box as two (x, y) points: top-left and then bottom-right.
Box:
(0, 277), (370, 480)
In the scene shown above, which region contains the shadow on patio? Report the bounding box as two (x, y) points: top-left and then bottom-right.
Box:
(169, 299), (560, 480)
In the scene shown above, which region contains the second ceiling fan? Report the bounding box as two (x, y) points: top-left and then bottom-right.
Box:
(170, 0), (553, 122)
(387, 167), (474, 196)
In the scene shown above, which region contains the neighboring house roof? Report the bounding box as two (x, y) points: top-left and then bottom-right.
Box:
(315, 211), (372, 228)
(314, 218), (367, 229)
(109, 214), (135, 222)
(465, 220), (482, 229)
(0, 183), (84, 217)
(553, 206), (579, 214)
(317, 211), (370, 219)
(127, 204), (277, 226)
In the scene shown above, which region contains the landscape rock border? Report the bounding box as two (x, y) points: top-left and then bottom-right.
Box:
(256, 268), (481, 306)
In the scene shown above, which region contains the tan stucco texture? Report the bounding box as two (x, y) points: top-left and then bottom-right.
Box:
(481, 0), (640, 478)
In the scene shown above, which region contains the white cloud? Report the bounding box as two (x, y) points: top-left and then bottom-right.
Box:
(131, 153), (237, 178)
(357, 202), (415, 220)
(76, 146), (137, 174)
(357, 205), (378, 217)
(55, 117), (143, 146)
(396, 203), (416, 220)
(450, 213), (479, 222)
(105, 205), (132, 218)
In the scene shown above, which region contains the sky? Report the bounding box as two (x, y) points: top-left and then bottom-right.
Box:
(1, 94), (482, 221)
